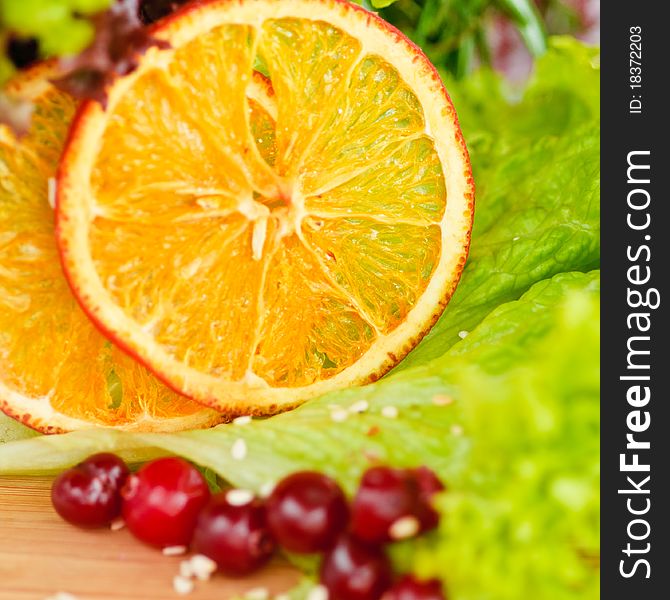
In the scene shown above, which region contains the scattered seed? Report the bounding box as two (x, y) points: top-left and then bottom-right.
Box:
(190, 554), (217, 580)
(389, 515), (421, 540)
(163, 545), (187, 557)
(306, 585), (329, 600)
(363, 450), (382, 463)
(231, 438), (248, 460)
(458, 330), (469, 339)
(110, 517), (125, 531)
(179, 560), (194, 579)
(513, 236), (520, 241)
(330, 409), (348, 423)
(432, 394), (454, 406)
(245, 587), (270, 600)
(233, 415), (252, 426)
(451, 424), (464, 436)
(381, 406), (398, 419)
(259, 481), (276, 498)
(226, 488), (255, 506)
(173, 575), (195, 595)
(349, 400), (369, 414)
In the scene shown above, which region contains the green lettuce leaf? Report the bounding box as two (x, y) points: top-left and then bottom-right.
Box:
(399, 37), (600, 369)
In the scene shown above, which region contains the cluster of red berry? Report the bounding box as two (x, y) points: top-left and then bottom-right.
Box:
(51, 453), (446, 600)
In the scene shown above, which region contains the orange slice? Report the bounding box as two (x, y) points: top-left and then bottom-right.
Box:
(0, 65), (276, 432)
(57, 0), (474, 415)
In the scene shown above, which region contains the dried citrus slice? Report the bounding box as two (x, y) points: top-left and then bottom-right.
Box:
(0, 65), (276, 432)
(57, 0), (474, 415)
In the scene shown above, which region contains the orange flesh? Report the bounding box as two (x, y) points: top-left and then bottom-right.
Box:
(86, 18), (447, 390)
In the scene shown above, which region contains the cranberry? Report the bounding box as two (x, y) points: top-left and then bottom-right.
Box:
(413, 467), (445, 498)
(351, 466), (445, 544)
(121, 457), (210, 548)
(351, 466), (422, 544)
(192, 493), (275, 575)
(412, 466), (445, 532)
(266, 471), (349, 553)
(52, 467), (123, 528)
(51, 453), (129, 528)
(320, 535), (392, 600)
(81, 453), (130, 490)
(382, 575), (446, 600)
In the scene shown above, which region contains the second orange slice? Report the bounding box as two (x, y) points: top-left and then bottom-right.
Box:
(0, 66), (276, 432)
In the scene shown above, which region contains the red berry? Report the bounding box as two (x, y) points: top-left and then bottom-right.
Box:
(121, 457), (210, 548)
(351, 466), (422, 544)
(51, 468), (122, 528)
(51, 453), (129, 528)
(382, 575), (446, 600)
(81, 453), (130, 490)
(412, 466), (445, 532)
(192, 493), (276, 575)
(320, 535), (392, 600)
(266, 471), (349, 553)
(351, 466), (445, 544)
(413, 466), (445, 498)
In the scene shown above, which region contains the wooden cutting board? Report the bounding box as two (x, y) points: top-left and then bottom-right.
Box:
(0, 477), (300, 600)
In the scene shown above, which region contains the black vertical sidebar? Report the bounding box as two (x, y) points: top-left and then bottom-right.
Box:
(601, 3), (669, 598)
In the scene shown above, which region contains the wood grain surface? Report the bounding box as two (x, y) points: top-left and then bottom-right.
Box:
(0, 477), (300, 600)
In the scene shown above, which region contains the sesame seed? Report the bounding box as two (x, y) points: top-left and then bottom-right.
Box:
(451, 424), (464, 436)
(173, 575), (195, 595)
(349, 400), (369, 414)
(458, 330), (469, 339)
(44, 593), (78, 600)
(226, 488), (255, 506)
(162, 545), (187, 556)
(513, 236), (520, 241)
(259, 481), (276, 498)
(306, 585), (329, 600)
(231, 438), (248, 460)
(432, 394), (454, 406)
(110, 517), (125, 531)
(381, 406), (398, 419)
(233, 415), (252, 426)
(245, 587), (270, 600)
(330, 409), (348, 422)
(179, 560), (194, 579)
(389, 515), (421, 540)
(274, 595), (291, 600)
(190, 554), (217, 580)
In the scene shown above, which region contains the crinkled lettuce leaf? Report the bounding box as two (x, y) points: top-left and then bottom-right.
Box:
(398, 37), (599, 370)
